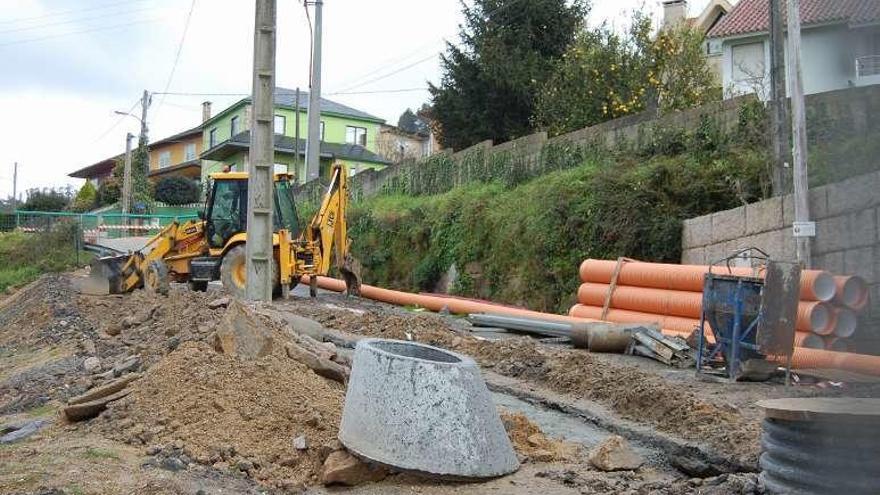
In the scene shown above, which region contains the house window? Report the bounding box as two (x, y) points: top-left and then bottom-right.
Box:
(209, 128), (218, 147)
(731, 42), (765, 83)
(274, 114), (286, 135)
(349, 165), (358, 177)
(345, 126), (367, 146)
(320, 121), (325, 140)
(274, 163), (288, 174)
(231, 116), (241, 136)
(158, 151), (171, 168)
(184, 143), (197, 161)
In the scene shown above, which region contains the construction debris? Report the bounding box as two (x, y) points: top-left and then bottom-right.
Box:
(588, 435), (643, 472)
(626, 327), (694, 367)
(212, 300), (276, 359)
(321, 449), (389, 486)
(62, 373), (141, 422)
(0, 418), (48, 443)
(501, 411), (578, 463)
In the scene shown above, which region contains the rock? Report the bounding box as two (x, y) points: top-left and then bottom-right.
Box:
(293, 435), (308, 451)
(531, 449), (556, 462)
(208, 297), (231, 309)
(166, 336), (180, 351)
(83, 357), (101, 373)
(146, 445), (162, 456)
(161, 457), (187, 472)
(113, 356), (141, 377)
(104, 324), (122, 336)
(81, 338), (97, 355)
(0, 419), (48, 444)
(321, 450), (388, 486)
(121, 316), (139, 329)
(285, 343), (349, 383)
(237, 459), (255, 473)
(588, 435), (643, 472)
(214, 301), (274, 359)
(671, 454), (721, 478)
(318, 439), (344, 462)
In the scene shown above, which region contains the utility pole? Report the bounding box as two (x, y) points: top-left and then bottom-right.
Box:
(11, 162), (17, 212)
(122, 133), (134, 215)
(768, 0), (790, 197)
(245, 0), (277, 302)
(295, 87), (301, 179)
(138, 89), (152, 174)
(304, 0), (323, 182)
(786, 0), (812, 267)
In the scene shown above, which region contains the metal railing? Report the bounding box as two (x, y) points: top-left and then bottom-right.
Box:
(856, 55), (880, 78)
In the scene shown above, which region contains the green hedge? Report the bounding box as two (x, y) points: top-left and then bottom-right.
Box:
(348, 146), (769, 313)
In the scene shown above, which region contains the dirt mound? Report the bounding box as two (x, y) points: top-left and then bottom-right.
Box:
(281, 296), (762, 464)
(94, 341), (345, 489)
(501, 411), (578, 462)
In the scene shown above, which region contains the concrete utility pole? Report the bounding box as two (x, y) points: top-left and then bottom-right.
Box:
(786, 0), (813, 267)
(295, 87), (301, 177)
(122, 133), (134, 215)
(304, 0), (323, 182)
(245, 0), (277, 302)
(11, 162), (17, 212)
(138, 89), (152, 174)
(769, 0), (790, 197)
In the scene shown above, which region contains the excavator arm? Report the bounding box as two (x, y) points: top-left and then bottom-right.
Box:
(304, 163), (361, 295)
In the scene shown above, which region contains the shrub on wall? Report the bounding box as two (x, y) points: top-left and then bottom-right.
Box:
(155, 177), (199, 205)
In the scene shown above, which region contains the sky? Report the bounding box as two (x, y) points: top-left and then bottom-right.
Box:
(0, 0), (716, 199)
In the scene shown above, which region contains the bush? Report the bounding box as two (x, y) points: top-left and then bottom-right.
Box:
(71, 182), (98, 212)
(0, 222), (83, 291)
(97, 179), (120, 207)
(348, 146), (768, 313)
(154, 176), (199, 205)
(21, 188), (69, 212)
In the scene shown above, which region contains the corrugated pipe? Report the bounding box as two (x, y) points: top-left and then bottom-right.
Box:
(576, 283), (835, 334)
(578, 259), (837, 302)
(824, 336), (851, 352)
(832, 307), (858, 338)
(306, 276), (880, 377)
(834, 275), (869, 311)
(568, 303), (700, 334)
(796, 332), (825, 349)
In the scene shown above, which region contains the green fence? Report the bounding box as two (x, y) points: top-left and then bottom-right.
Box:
(8, 210), (199, 241)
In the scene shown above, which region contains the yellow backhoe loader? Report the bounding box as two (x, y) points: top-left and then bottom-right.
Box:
(83, 163), (361, 298)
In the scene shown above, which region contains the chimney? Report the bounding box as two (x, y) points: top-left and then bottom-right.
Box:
(201, 101), (212, 122)
(662, 0), (688, 27)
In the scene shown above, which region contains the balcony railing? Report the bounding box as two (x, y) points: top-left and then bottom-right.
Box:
(856, 55), (880, 78)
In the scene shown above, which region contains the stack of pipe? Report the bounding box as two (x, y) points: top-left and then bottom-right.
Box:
(569, 259), (873, 371)
(306, 275), (880, 377)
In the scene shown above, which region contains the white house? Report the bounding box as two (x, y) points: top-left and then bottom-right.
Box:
(707, 0), (880, 99)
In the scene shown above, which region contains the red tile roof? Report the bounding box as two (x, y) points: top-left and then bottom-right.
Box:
(707, 0), (880, 38)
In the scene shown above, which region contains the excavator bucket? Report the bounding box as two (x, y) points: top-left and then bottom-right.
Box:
(340, 254), (362, 296)
(78, 255), (130, 295)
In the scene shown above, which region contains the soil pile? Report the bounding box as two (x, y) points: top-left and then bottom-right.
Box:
(501, 411), (578, 462)
(283, 296), (762, 464)
(95, 341), (345, 489)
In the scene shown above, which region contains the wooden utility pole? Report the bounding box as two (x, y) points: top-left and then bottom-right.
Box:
(769, 0), (790, 196)
(11, 162), (17, 212)
(245, 0), (277, 301)
(122, 133), (134, 215)
(138, 89), (152, 174)
(786, 0), (812, 267)
(304, 0), (323, 182)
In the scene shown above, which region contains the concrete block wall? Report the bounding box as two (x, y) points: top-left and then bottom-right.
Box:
(681, 170), (880, 337)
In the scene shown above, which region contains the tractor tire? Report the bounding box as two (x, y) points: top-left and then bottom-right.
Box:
(188, 280), (208, 292)
(219, 244), (279, 299)
(143, 261), (170, 296)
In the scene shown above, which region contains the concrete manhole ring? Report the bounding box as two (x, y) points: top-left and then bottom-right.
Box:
(339, 338), (519, 479)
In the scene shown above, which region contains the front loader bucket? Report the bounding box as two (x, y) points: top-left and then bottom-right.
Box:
(77, 255), (130, 295)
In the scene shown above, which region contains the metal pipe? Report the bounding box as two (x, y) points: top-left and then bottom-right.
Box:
(467, 313), (572, 338)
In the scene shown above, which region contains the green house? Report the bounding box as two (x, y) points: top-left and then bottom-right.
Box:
(200, 87), (390, 184)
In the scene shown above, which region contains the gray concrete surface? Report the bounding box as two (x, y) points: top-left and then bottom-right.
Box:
(339, 338), (519, 479)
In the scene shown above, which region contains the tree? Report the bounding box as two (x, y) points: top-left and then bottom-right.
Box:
(97, 153), (154, 211)
(534, 13), (720, 136)
(71, 182), (98, 212)
(155, 176), (199, 205)
(430, 0), (589, 150)
(21, 188), (70, 212)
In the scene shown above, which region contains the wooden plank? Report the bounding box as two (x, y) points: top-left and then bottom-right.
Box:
(600, 257), (632, 320)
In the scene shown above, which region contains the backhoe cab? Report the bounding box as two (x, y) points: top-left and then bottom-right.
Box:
(84, 163), (361, 299)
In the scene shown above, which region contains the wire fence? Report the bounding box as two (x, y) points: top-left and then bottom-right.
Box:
(1, 210), (199, 248)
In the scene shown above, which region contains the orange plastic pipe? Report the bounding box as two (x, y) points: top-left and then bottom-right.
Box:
(307, 276), (880, 377)
(569, 304), (701, 334)
(833, 275), (869, 311)
(578, 259), (837, 301)
(576, 283), (835, 334)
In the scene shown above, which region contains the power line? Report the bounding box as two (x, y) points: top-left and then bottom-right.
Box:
(154, 0), (198, 118)
(0, 0), (151, 25)
(0, 4), (156, 36)
(329, 39), (444, 91)
(152, 91), (249, 97)
(92, 99), (140, 143)
(0, 17), (166, 48)
(328, 87), (429, 96)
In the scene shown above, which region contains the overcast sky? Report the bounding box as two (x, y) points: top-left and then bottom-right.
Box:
(0, 0), (716, 198)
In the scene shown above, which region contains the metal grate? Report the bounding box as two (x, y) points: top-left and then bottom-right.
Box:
(856, 55), (880, 77)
